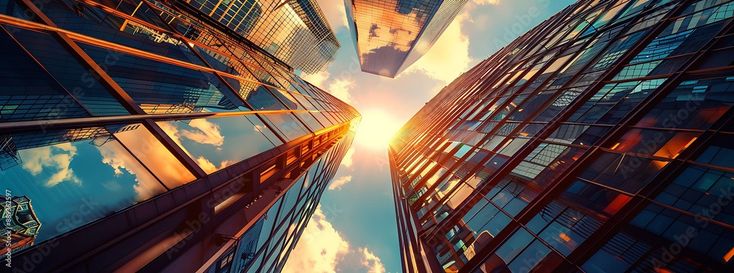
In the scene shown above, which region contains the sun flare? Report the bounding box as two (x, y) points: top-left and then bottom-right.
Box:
(354, 109), (402, 151)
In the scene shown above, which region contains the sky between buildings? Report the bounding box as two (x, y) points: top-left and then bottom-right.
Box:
(283, 0), (577, 272)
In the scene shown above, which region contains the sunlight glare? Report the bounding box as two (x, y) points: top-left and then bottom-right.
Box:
(355, 109), (402, 151)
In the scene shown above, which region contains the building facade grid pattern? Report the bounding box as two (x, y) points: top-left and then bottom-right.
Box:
(183, 0), (340, 73)
(345, 0), (468, 77)
(390, 0), (734, 272)
(0, 0), (357, 272)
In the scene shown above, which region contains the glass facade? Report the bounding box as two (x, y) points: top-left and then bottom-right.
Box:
(205, 135), (354, 273)
(345, 0), (469, 77)
(182, 0), (340, 74)
(389, 0), (734, 272)
(0, 0), (358, 272)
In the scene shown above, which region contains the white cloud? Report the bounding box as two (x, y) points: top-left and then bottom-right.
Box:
(20, 143), (81, 187)
(160, 119), (224, 148)
(98, 141), (165, 200)
(157, 121), (183, 146)
(341, 147), (355, 167)
(327, 77), (355, 103)
(404, 12), (472, 84)
(328, 175), (352, 190)
(181, 119), (224, 147)
(194, 156), (233, 173)
(300, 70), (330, 89)
(282, 206), (350, 273)
(473, 0), (500, 5)
(195, 156), (217, 174)
(360, 248), (386, 273)
(112, 127), (196, 187)
(158, 120), (234, 174)
(283, 206), (389, 273)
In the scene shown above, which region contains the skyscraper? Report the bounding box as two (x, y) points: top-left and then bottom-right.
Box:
(345, 0), (468, 78)
(181, 0), (340, 74)
(0, 0), (358, 272)
(390, 0), (734, 272)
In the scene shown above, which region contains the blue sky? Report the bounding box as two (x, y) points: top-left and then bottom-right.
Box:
(283, 0), (576, 272)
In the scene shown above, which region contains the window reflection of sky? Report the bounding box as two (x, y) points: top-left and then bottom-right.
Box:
(350, 0), (430, 76)
(1, 127), (171, 246)
(348, 0), (467, 77)
(113, 126), (196, 188)
(157, 116), (281, 174)
(263, 114), (313, 140)
(243, 87), (315, 139)
(247, 86), (293, 110)
(0, 110), (316, 252)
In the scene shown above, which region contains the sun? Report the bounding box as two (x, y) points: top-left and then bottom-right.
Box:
(354, 109), (402, 151)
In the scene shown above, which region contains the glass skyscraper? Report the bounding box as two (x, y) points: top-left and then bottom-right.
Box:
(0, 0), (357, 272)
(345, 0), (468, 78)
(390, 0), (734, 272)
(182, 0), (340, 74)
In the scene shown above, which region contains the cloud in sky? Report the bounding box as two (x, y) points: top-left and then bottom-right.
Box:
(317, 0), (348, 29)
(403, 11), (472, 83)
(360, 248), (386, 273)
(283, 206), (386, 273)
(402, 0), (502, 83)
(301, 70), (330, 88)
(473, 0), (500, 5)
(328, 175), (352, 190)
(327, 77), (355, 104)
(282, 206), (350, 273)
(341, 147), (355, 167)
(21, 143), (81, 187)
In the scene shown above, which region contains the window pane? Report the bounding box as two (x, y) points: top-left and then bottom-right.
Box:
(495, 228), (533, 263)
(112, 125), (196, 188)
(7, 27), (128, 116)
(157, 115), (277, 174)
(0, 29), (88, 122)
(0, 126), (168, 250)
(82, 44), (247, 114)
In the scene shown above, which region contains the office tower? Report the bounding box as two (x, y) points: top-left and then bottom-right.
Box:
(180, 0), (340, 74)
(0, 0), (358, 272)
(345, 0), (468, 78)
(389, 0), (734, 272)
